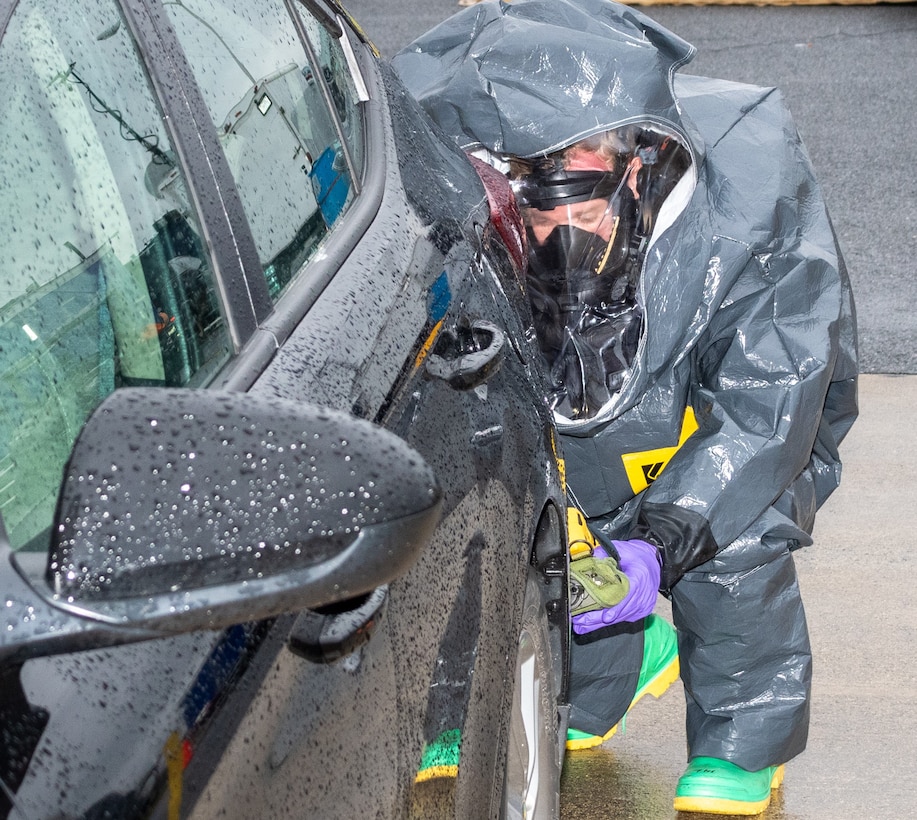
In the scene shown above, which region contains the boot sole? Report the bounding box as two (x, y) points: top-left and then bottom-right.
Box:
(565, 653), (680, 750)
(673, 764), (785, 815)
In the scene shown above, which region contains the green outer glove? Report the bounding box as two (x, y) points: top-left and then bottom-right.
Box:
(569, 551), (630, 615)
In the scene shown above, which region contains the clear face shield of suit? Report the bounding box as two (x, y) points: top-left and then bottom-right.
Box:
(511, 127), (690, 421)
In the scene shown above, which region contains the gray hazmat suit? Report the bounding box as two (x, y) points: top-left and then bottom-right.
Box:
(393, 0), (858, 770)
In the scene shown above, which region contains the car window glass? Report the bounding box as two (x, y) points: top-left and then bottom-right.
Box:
(292, 3), (366, 180)
(163, 0), (364, 301)
(0, 0), (231, 552)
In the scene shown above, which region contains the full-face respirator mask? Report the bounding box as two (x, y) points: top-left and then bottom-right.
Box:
(509, 127), (689, 420)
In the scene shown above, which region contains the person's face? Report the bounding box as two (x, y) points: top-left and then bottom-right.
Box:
(524, 197), (616, 245)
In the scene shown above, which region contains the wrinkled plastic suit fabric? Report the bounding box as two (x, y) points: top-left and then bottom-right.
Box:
(393, 0), (695, 159)
(394, 0), (858, 769)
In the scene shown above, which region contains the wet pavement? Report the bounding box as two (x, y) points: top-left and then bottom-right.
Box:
(560, 373), (917, 819)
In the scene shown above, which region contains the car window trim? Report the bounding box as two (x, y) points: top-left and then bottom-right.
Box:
(0, 0), (14, 39)
(295, 0), (341, 38)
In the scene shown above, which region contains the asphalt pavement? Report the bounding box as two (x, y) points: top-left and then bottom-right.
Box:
(344, 2), (917, 815)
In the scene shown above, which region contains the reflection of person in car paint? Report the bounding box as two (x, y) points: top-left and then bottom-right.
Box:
(394, 0), (858, 814)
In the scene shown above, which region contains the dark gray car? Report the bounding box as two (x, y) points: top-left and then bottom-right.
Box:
(0, 0), (568, 817)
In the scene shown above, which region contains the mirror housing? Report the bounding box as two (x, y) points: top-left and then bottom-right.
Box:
(1, 389), (441, 662)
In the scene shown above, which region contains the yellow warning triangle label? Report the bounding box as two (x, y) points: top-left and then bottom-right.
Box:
(620, 407), (698, 495)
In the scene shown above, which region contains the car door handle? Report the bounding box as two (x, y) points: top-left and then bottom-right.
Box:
(425, 319), (505, 390)
(287, 584), (388, 664)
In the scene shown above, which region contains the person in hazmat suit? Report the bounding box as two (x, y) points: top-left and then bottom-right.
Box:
(392, 0), (858, 814)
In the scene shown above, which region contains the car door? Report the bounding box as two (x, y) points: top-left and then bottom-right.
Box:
(156, 0), (563, 816)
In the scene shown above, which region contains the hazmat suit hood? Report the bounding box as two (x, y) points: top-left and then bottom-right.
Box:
(393, 0), (698, 159)
(395, 0), (702, 428)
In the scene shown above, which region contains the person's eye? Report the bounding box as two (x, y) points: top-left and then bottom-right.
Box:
(528, 214), (551, 231)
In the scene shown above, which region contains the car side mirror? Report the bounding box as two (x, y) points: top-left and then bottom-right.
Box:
(1, 388), (441, 663)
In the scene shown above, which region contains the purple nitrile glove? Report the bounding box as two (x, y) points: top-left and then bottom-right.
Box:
(571, 539), (661, 635)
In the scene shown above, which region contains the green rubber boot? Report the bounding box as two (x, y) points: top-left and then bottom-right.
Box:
(673, 756), (785, 815)
(566, 613), (679, 750)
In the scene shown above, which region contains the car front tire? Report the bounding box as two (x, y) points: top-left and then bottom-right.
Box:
(502, 567), (563, 819)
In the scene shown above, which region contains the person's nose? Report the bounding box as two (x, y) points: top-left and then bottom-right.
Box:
(529, 222), (556, 245)
(532, 225), (548, 245)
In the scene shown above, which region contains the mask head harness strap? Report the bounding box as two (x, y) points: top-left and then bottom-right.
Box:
(510, 160), (626, 211)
